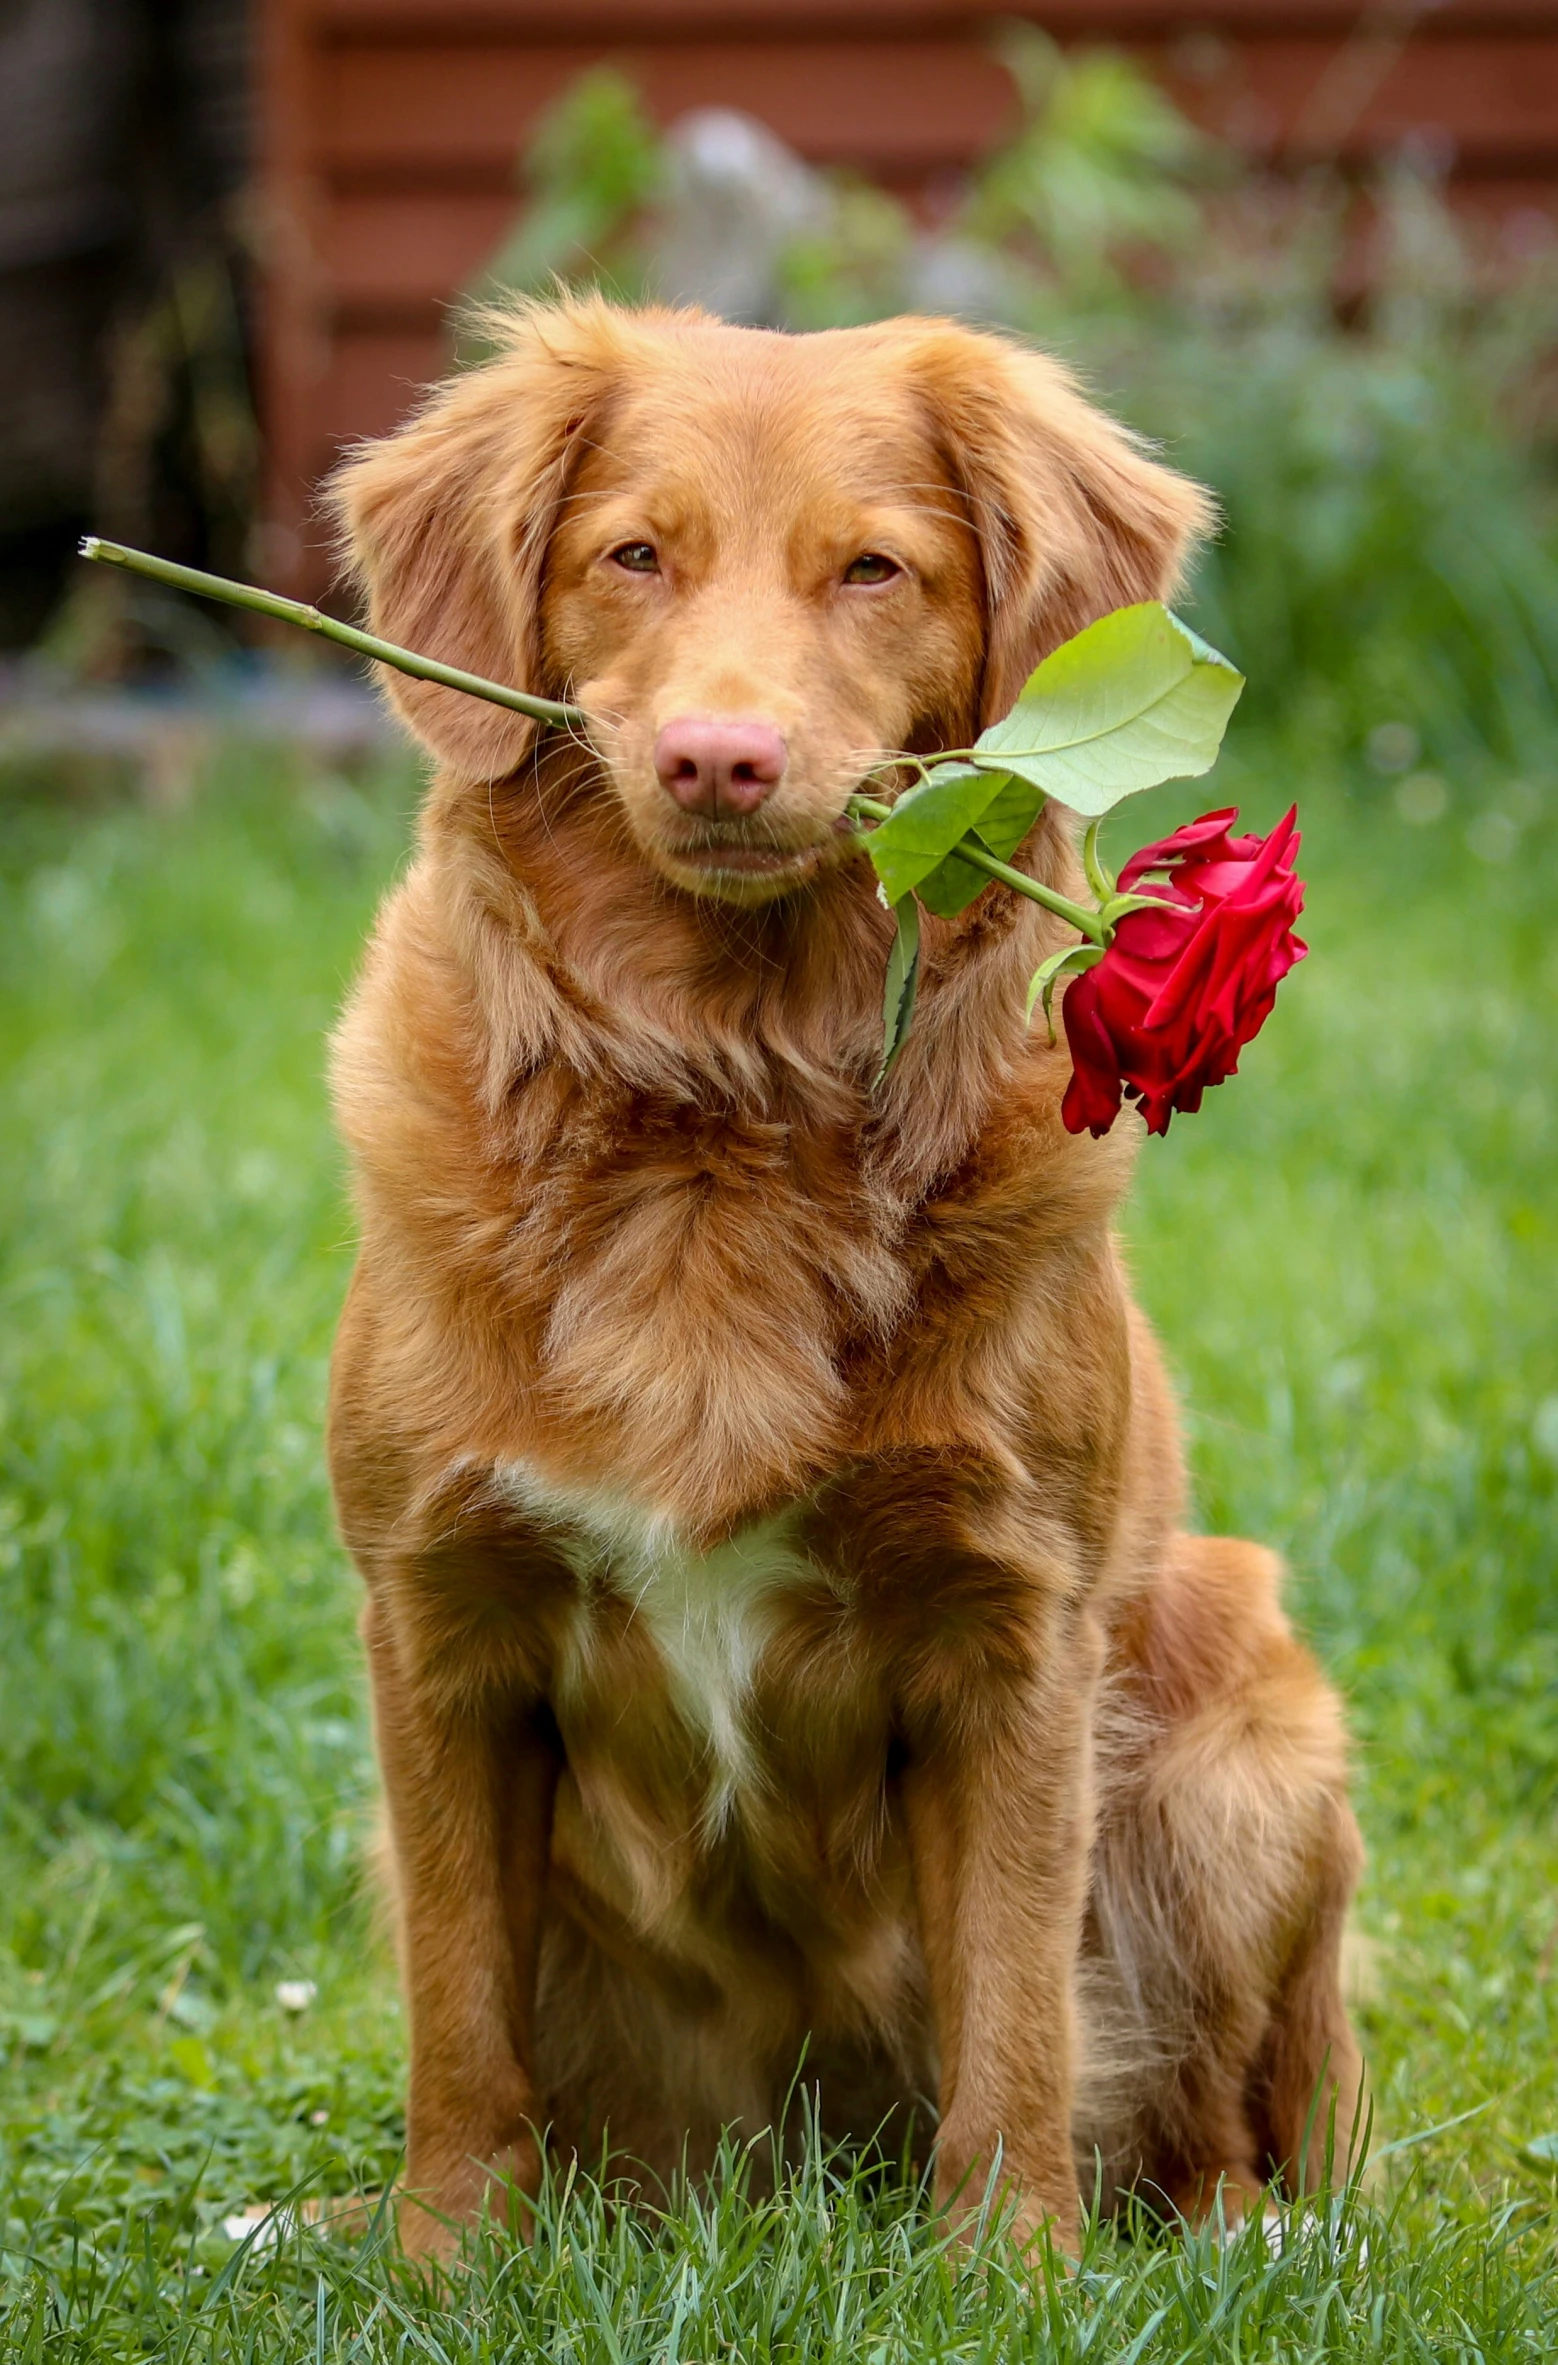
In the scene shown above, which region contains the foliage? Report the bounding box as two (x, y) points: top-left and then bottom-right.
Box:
(2, 730), (1557, 2349)
(464, 67), (662, 319)
(1063, 193), (1558, 764)
(963, 26), (1213, 290)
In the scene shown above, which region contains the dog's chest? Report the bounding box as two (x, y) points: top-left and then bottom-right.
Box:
(513, 1106), (911, 1526)
(499, 1463), (821, 1825)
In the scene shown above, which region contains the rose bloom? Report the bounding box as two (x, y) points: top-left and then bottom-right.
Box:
(1061, 807), (1307, 1139)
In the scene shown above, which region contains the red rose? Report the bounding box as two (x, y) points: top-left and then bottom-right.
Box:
(1061, 807), (1307, 1139)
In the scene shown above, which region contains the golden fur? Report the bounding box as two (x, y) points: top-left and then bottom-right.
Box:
(325, 297), (1362, 2259)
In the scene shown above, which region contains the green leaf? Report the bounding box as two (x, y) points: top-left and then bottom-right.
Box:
(875, 896), (922, 1085)
(970, 602), (1243, 817)
(908, 772), (1049, 918)
(972, 771), (1048, 861)
(914, 838), (996, 918)
(862, 763), (1005, 904)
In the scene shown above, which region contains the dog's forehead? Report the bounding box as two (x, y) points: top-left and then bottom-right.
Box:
(589, 334), (953, 513)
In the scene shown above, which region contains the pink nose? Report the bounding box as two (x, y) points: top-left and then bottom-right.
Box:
(653, 716), (788, 817)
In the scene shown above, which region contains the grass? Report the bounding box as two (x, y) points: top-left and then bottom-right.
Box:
(1, 729), (1556, 2356)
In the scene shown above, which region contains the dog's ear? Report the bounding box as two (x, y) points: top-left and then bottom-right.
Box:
(327, 296), (628, 780)
(912, 325), (1215, 727)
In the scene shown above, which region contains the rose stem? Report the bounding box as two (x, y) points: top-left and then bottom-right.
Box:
(847, 794), (1108, 945)
(77, 538), (587, 733)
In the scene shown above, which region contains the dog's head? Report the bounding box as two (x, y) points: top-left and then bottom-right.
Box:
(332, 297), (1211, 907)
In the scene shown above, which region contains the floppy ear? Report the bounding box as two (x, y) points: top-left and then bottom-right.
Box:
(327, 295), (628, 779)
(912, 325), (1215, 726)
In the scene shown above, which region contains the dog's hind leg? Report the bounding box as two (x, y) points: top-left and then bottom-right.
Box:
(1079, 1534), (1364, 2226)
(1248, 1795), (1365, 2198)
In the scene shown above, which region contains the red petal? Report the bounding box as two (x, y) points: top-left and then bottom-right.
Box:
(1060, 969), (1127, 1137)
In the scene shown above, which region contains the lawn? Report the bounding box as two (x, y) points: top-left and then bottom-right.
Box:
(1, 726), (1555, 2356)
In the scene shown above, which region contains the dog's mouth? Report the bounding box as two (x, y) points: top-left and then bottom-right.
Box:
(671, 842), (823, 879)
(657, 813), (859, 899)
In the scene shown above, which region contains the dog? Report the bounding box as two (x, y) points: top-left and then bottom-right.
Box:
(325, 295), (1362, 2261)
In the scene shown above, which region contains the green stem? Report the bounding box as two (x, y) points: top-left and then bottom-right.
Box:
(848, 795), (1109, 946)
(78, 538), (587, 733)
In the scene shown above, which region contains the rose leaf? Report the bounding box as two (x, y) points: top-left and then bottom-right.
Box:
(970, 603), (1244, 818)
(875, 894), (922, 1084)
(863, 762), (1006, 904)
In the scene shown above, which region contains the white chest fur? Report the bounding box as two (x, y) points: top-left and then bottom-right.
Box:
(496, 1463), (820, 1829)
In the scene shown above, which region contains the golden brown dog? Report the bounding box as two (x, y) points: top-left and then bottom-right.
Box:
(326, 296), (1362, 2261)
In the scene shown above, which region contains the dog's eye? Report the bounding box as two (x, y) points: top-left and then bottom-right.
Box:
(609, 542), (659, 574)
(843, 553), (900, 586)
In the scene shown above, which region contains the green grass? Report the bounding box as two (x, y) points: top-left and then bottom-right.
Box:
(1, 735), (1555, 2356)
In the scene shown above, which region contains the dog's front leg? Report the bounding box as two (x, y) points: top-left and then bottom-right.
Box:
(362, 1584), (559, 2260)
(901, 1602), (1101, 2256)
